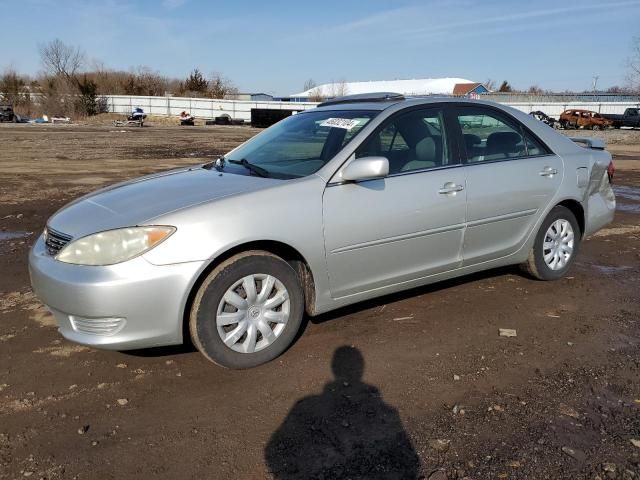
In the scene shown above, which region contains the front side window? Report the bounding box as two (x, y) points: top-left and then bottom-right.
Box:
(224, 110), (377, 178)
(457, 108), (548, 162)
(355, 108), (450, 174)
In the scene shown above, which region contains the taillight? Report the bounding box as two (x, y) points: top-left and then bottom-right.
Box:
(607, 160), (615, 183)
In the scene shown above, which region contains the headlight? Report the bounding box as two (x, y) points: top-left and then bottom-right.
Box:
(56, 226), (176, 266)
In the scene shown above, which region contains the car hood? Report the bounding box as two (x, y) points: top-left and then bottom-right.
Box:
(47, 167), (278, 238)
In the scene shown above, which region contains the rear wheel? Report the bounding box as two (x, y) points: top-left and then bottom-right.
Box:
(189, 251), (304, 368)
(523, 206), (580, 280)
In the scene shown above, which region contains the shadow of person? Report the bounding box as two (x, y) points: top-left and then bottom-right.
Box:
(265, 346), (420, 479)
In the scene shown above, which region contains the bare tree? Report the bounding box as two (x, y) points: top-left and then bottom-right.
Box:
(0, 68), (27, 103)
(208, 72), (237, 99)
(38, 39), (85, 81)
(626, 36), (640, 92)
(308, 86), (325, 102)
(328, 79), (349, 98)
(484, 79), (496, 91)
(0, 68), (32, 114)
(303, 78), (316, 92)
(606, 85), (629, 94)
(121, 66), (168, 96)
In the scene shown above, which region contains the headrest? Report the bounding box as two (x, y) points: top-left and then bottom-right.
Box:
(415, 137), (436, 162)
(486, 131), (522, 148)
(464, 134), (481, 149)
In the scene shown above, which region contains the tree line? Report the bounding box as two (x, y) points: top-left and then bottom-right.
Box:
(0, 39), (237, 118)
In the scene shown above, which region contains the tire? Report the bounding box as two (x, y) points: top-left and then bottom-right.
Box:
(522, 206), (581, 281)
(189, 251), (304, 369)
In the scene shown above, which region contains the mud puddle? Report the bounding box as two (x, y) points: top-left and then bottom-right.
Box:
(577, 262), (636, 274)
(613, 185), (640, 202)
(0, 231), (32, 241)
(613, 185), (640, 213)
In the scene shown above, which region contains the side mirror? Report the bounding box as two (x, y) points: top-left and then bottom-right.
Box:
(341, 156), (389, 182)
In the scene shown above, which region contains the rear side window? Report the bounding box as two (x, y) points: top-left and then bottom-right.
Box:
(456, 107), (549, 162)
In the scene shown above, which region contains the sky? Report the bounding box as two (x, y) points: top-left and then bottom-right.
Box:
(1, 0), (639, 95)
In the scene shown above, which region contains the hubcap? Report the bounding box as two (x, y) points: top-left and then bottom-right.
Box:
(216, 274), (290, 354)
(543, 219), (574, 271)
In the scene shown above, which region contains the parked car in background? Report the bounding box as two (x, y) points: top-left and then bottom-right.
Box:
(602, 108), (640, 129)
(30, 93), (616, 369)
(529, 110), (558, 128)
(559, 109), (613, 130)
(0, 104), (15, 122)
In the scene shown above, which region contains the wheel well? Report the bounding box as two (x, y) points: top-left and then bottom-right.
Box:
(557, 199), (585, 237)
(182, 241), (317, 344)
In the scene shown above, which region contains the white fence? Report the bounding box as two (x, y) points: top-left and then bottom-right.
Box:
(104, 95), (317, 122)
(504, 101), (639, 117)
(103, 95), (640, 122)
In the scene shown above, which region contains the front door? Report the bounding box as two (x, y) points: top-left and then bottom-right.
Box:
(322, 107), (467, 298)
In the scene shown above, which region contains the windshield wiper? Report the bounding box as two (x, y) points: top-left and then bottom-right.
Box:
(228, 159), (270, 178)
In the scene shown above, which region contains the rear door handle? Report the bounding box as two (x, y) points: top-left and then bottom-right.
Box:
(439, 182), (464, 194)
(539, 166), (558, 177)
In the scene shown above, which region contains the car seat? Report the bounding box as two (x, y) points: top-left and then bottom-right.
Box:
(463, 134), (482, 160)
(485, 131), (523, 160)
(400, 136), (437, 172)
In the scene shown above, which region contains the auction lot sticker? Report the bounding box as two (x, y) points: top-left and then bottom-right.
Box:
(320, 118), (361, 130)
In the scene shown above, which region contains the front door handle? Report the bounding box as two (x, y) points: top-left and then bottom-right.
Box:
(539, 166), (558, 177)
(439, 182), (464, 194)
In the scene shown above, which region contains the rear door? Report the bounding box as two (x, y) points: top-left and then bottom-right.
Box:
(454, 105), (563, 265)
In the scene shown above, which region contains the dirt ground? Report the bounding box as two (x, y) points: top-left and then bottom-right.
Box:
(0, 120), (639, 480)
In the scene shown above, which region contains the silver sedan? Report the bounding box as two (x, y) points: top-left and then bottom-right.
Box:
(29, 94), (616, 368)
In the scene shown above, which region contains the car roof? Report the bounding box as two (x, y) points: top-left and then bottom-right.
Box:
(312, 95), (509, 113)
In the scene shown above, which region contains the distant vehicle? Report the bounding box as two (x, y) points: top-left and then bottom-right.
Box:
(602, 108), (640, 129)
(559, 109), (613, 130)
(180, 111), (195, 126)
(0, 104), (16, 122)
(30, 94), (616, 368)
(129, 107), (146, 122)
(529, 110), (558, 128)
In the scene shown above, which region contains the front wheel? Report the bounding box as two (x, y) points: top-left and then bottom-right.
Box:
(522, 206), (581, 280)
(189, 251), (304, 369)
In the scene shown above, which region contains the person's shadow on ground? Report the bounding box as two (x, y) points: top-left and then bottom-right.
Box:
(265, 346), (420, 479)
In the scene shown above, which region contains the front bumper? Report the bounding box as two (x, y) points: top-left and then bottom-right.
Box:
(28, 235), (205, 350)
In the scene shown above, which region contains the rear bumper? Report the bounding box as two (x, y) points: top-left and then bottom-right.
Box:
(29, 235), (204, 350)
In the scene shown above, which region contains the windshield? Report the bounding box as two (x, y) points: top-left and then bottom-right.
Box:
(223, 109), (377, 179)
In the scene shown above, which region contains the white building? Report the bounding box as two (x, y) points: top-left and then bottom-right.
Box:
(290, 77), (478, 99)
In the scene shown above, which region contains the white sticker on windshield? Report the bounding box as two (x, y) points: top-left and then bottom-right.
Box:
(319, 118), (361, 130)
